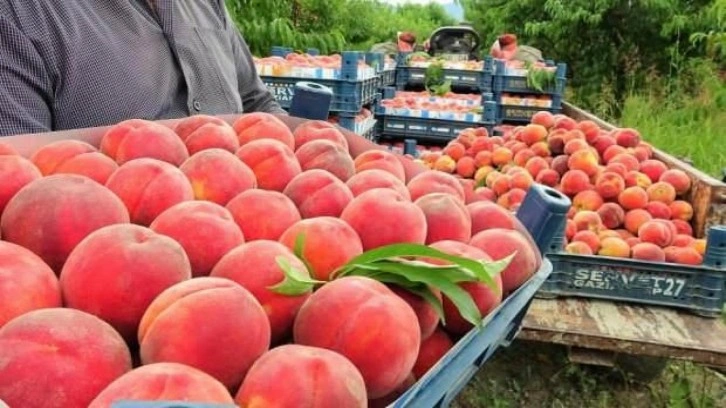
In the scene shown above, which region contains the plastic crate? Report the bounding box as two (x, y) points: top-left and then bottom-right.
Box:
(484, 92), (563, 124)
(378, 116), (494, 143)
(381, 69), (397, 86)
(483, 57), (567, 95)
(261, 51), (379, 113)
(395, 52), (488, 91)
(537, 225), (726, 318)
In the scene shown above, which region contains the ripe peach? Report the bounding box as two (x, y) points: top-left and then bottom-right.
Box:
(565, 241), (594, 255)
(407, 170), (466, 202)
(616, 229), (635, 240)
(564, 219), (577, 241)
(511, 171), (534, 190)
(547, 132), (566, 155)
(174, 115), (240, 155)
(443, 142), (466, 161)
(690, 239), (706, 256)
(474, 150), (493, 168)
(233, 112), (295, 150)
(498, 188), (526, 211)
(592, 135), (616, 158)
(597, 202), (625, 230)
(279, 217), (363, 281)
(572, 230), (601, 253)
(293, 120), (349, 151)
(491, 174), (512, 196)
(513, 149), (535, 167)
(467, 201), (517, 234)
(551, 155), (570, 175)
(598, 237), (631, 258)
(638, 220), (673, 247)
(639, 160), (668, 183)
(626, 237), (642, 247)
(295, 139), (355, 182)
(470, 228), (541, 293)
(471, 137), (494, 155)
(0, 308), (132, 408)
(563, 129), (586, 144)
(150, 201), (244, 277)
(0, 142), (18, 156)
(612, 128), (641, 148)
(564, 139), (589, 155)
(603, 145), (627, 163)
(53, 152), (119, 185)
(346, 169), (410, 199)
(520, 124), (548, 145)
(90, 363), (234, 407)
(660, 169), (691, 195)
(669, 200), (694, 221)
(181, 149), (257, 206)
(605, 162), (628, 177)
(139, 277), (271, 390)
(672, 234), (696, 247)
(0, 155), (42, 216)
(283, 169), (354, 218)
(646, 181), (676, 205)
(235, 345), (367, 407)
(573, 190), (604, 212)
(492, 146), (513, 166)
(341, 189), (427, 250)
(434, 155), (456, 173)
(531, 111), (556, 129)
(560, 170), (591, 196)
(554, 115), (577, 130)
(293, 276), (420, 399)
(664, 246), (680, 263)
(101, 119), (189, 166)
(236, 139), (302, 192)
(472, 186), (497, 202)
(576, 120), (601, 144)
(412, 328), (454, 381)
(624, 209), (653, 235)
(536, 169), (560, 187)
(672, 219), (694, 236)
(633, 146), (651, 162)
(568, 149), (599, 176)
(644, 201), (671, 220)
(226, 189), (301, 241)
(211, 241), (311, 344)
(389, 285), (440, 341)
(625, 170), (652, 189)
(415, 193), (472, 244)
(61, 224), (192, 343)
(618, 186), (649, 210)
(573, 210), (603, 233)
(609, 153), (640, 172)
(524, 156), (548, 178)
(456, 156), (476, 178)
(631, 242), (666, 262)
(2, 174), (130, 272)
(599, 230), (621, 241)
(30, 140), (97, 175)
(0, 241), (62, 328)
(670, 247), (703, 265)
(595, 172), (625, 199)
(530, 141), (550, 157)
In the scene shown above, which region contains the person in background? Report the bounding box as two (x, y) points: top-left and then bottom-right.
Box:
(490, 33), (519, 60)
(397, 31), (417, 52)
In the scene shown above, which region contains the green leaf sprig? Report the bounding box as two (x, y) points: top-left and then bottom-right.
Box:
(525, 61), (556, 93)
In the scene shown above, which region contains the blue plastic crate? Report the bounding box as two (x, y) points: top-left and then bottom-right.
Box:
(378, 116), (495, 143)
(484, 92), (563, 124)
(537, 225), (726, 318)
(483, 57), (567, 95)
(395, 52), (489, 91)
(381, 69), (397, 86)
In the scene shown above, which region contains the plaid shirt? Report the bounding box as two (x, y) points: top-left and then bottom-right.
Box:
(0, 0), (284, 137)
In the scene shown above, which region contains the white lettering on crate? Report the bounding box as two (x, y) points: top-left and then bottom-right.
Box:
(265, 83), (295, 103)
(572, 268), (687, 298)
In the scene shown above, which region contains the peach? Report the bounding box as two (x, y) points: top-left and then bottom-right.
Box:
(664, 246), (680, 263)
(564, 139), (589, 155)
(532, 111), (556, 128)
(295, 139), (355, 182)
(560, 170), (591, 196)
(236, 345), (366, 407)
(672, 234), (696, 247)
(0, 308), (132, 408)
(631, 242), (666, 262)
(576, 120), (601, 143)
(639, 160), (668, 183)
(491, 146), (513, 166)
(597, 202), (625, 230)
(30, 140), (97, 175)
(547, 132), (566, 155)
(279, 217), (363, 281)
(572, 190), (604, 212)
(471, 137), (494, 155)
(554, 115), (577, 130)
(443, 142), (466, 161)
(655, 219), (678, 241)
(0, 241), (61, 328)
(415, 193), (472, 244)
(1, 174), (130, 272)
(53, 152), (119, 184)
(568, 149), (599, 176)
(472, 186), (497, 202)
(616, 229), (635, 240)
(609, 153), (640, 172)
(605, 162), (628, 177)
(624, 209), (653, 235)
(498, 188), (526, 211)
(690, 239), (707, 256)
(525, 156), (549, 178)
(626, 237), (642, 247)
(670, 200), (694, 221)
(572, 230), (601, 253)
(346, 169), (411, 199)
(105, 158), (193, 226)
(0, 142), (17, 156)
(633, 146), (651, 162)
(293, 276), (420, 398)
(536, 169), (560, 187)
(565, 219), (577, 241)
(638, 220), (673, 247)
(150, 201), (244, 277)
(625, 170), (653, 189)
(613, 128), (641, 148)
(530, 141), (550, 157)
(233, 112), (295, 150)
(646, 181), (677, 205)
(660, 169), (691, 195)
(236, 139), (302, 192)
(434, 155), (456, 173)
(293, 120), (349, 151)
(90, 363), (234, 407)
(510, 171), (533, 191)
(595, 172), (625, 199)
(645, 201), (672, 220)
(0, 155), (42, 216)
(520, 124), (547, 145)
(181, 149), (257, 206)
(60, 224), (192, 343)
(341, 189), (427, 250)
(139, 277), (271, 390)
(474, 150), (493, 168)
(459, 178), (476, 204)
(573, 210), (603, 233)
(354, 150), (406, 182)
(226, 189), (301, 241)
(407, 170), (466, 202)
(565, 241), (594, 255)
(456, 156), (476, 178)
(551, 155), (570, 175)
(211, 240), (311, 343)
(603, 145), (627, 163)
(670, 247), (703, 265)
(491, 175), (512, 196)
(592, 135), (616, 157)
(100, 119), (189, 166)
(598, 237), (631, 258)
(467, 201), (516, 234)
(412, 328), (454, 380)
(618, 186), (649, 210)
(390, 285), (440, 341)
(672, 219), (694, 236)
(470, 228), (541, 293)
(283, 169), (354, 218)
(174, 115), (240, 155)
(599, 230), (621, 240)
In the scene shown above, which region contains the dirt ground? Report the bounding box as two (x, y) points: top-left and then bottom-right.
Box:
(453, 340), (726, 408)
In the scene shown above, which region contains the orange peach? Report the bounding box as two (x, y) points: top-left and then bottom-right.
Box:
(530, 141), (550, 157)
(346, 169), (411, 199)
(443, 142), (466, 161)
(612, 128), (641, 148)
(0, 308), (132, 408)
(471, 137), (494, 155)
(536, 169), (560, 187)
(226, 189), (301, 241)
(30, 140), (97, 175)
(150, 201), (244, 277)
(669, 200), (694, 221)
(100, 119), (189, 166)
(407, 170), (466, 202)
(560, 170), (591, 196)
(565, 219), (577, 241)
(0, 241), (62, 328)
(175, 115), (240, 155)
(283, 169), (354, 218)
(60, 224), (192, 343)
(599, 230), (621, 240)
(211, 240), (311, 343)
(670, 246), (703, 265)
(690, 239), (706, 256)
(233, 112), (295, 150)
(639, 160), (668, 183)
(591, 136), (617, 158)
(573, 210), (603, 233)
(554, 115), (577, 131)
(638, 220), (673, 247)
(564, 139), (589, 155)
(139, 277), (271, 390)
(551, 155), (570, 175)
(354, 150), (406, 182)
(632, 146), (651, 162)
(616, 229), (635, 240)
(294, 139), (355, 182)
(604, 162), (628, 177)
(597, 202), (625, 230)
(618, 186), (649, 210)
(434, 155), (456, 173)
(626, 237), (642, 247)
(293, 276), (420, 399)
(53, 152), (119, 185)
(660, 169), (691, 196)
(608, 153), (640, 172)
(341, 189), (427, 250)
(524, 156), (549, 178)
(498, 188), (526, 211)
(279, 217), (363, 281)
(577, 120), (601, 144)
(474, 150), (493, 168)
(236, 139), (302, 192)
(645, 201), (672, 220)
(624, 209), (653, 235)
(572, 230), (601, 253)
(492, 146), (513, 166)
(491, 174), (512, 196)
(512, 149), (534, 168)
(293, 120), (349, 151)
(2, 174), (130, 272)
(415, 193), (472, 244)
(568, 149), (599, 176)
(646, 181), (677, 205)
(625, 170), (652, 189)
(598, 237), (631, 258)
(472, 186), (497, 202)
(469, 228), (541, 293)
(672, 219), (694, 236)
(467, 201), (516, 234)
(532, 111), (556, 128)
(565, 241), (594, 255)
(631, 242), (666, 262)
(235, 345), (366, 407)
(456, 156), (476, 178)
(520, 124), (547, 145)
(595, 172), (625, 199)
(603, 145), (627, 163)
(0, 155), (42, 216)
(181, 149), (257, 206)
(572, 190), (604, 212)
(672, 234), (696, 247)
(90, 363), (235, 407)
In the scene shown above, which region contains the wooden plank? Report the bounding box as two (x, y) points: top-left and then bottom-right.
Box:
(563, 102), (726, 238)
(520, 298), (726, 368)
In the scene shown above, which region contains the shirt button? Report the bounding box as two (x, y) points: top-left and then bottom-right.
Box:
(193, 100), (202, 111)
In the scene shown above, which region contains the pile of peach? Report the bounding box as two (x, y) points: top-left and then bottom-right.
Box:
(415, 111), (707, 266)
(0, 113), (543, 408)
